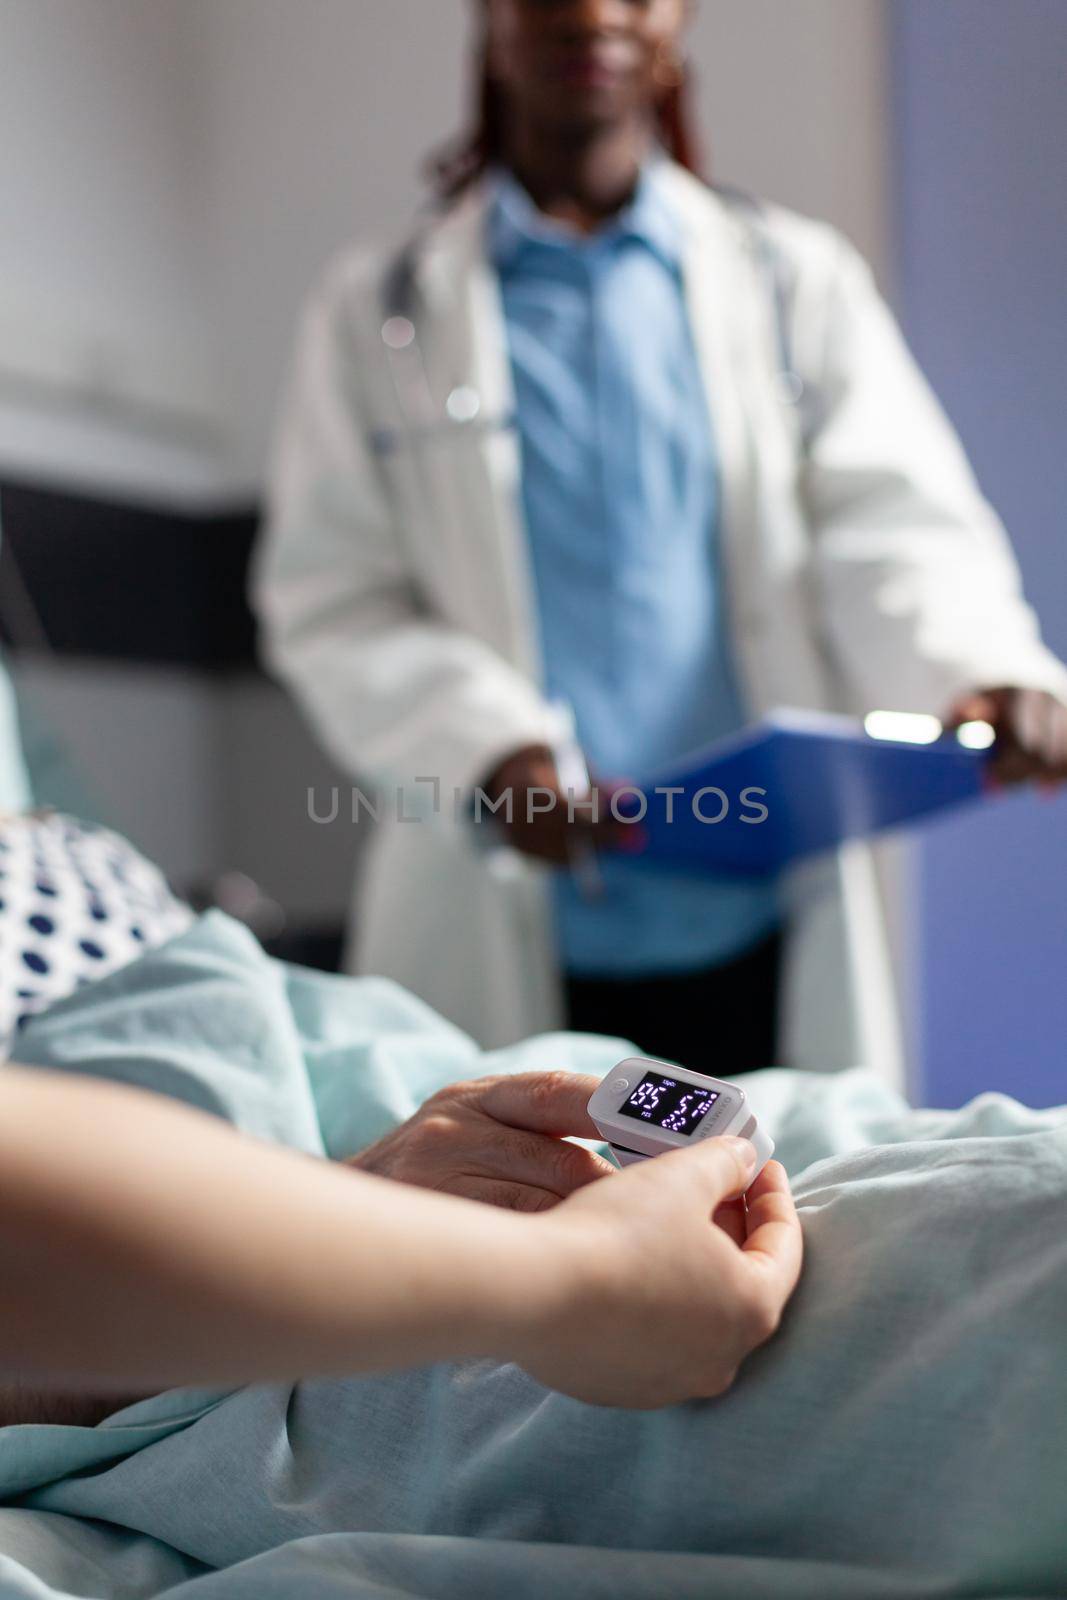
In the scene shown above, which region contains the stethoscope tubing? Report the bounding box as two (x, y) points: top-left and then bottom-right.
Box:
(376, 188), (809, 463)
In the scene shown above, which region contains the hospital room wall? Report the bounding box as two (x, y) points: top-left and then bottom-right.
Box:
(0, 0), (352, 912)
(0, 0), (225, 895)
(0, 0), (224, 501)
(892, 0), (1067, 1107)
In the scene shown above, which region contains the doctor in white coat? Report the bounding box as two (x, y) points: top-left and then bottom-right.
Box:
(255, 0), (1067, 1086)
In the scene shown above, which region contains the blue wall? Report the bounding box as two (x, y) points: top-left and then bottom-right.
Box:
(893, 1), (1067, 1107)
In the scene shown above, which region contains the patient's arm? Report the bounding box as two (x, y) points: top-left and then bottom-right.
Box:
(4, 1065), (616, 1429)
(0, 1066), (801, 1411)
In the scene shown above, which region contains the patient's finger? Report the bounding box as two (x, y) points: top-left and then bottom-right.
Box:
(454, 1127), (615, 1196)
(473, 1072), (605, 1139)
(740, 1162), (803, 1293)
(453, 1177), (561, 1214)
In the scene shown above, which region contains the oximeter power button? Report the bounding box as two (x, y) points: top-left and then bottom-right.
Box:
(611, 1078), (630, 1093)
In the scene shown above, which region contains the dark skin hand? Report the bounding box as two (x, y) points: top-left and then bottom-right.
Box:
(945, 687), (1067, 786)
(481, 744), (627, 866)
(486, 0), (690, 232)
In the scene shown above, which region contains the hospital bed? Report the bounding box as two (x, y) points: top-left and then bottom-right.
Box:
(1, 911), (1064, 1600)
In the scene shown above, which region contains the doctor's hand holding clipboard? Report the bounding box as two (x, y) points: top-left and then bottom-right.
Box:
(943, 687), (1067, 787)
(480, 743), (623, 875)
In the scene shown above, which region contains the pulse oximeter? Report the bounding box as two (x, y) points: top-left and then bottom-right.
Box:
(588, 1058), (775, 1177)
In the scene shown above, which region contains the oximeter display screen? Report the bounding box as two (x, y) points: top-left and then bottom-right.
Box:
(618, 1071), (719, 1136)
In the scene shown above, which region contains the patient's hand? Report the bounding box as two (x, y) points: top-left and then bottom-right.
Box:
(347, 1073), (615, 1212)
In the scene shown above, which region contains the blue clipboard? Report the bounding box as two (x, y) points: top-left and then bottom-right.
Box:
(608, 709), (991, 877)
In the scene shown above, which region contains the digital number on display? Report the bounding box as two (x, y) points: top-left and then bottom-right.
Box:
(618, 1071), (719, 1137)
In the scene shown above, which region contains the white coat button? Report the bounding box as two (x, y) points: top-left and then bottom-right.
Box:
(382, 316), (416, 350)
(446, 386), (481, 423)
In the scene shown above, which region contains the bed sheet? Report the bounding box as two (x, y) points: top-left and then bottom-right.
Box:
(1, 912), (1064, 1600)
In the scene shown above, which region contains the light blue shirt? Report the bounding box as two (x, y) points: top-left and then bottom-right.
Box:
(489, 166), (779, 977)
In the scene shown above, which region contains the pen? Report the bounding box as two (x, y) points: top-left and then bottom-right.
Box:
(549, 702), (605, 904)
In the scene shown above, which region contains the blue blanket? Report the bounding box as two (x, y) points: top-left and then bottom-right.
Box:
(2, 913), (1066, 1600)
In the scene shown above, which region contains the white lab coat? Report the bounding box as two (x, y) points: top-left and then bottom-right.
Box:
(255, 163), (1067, 1086)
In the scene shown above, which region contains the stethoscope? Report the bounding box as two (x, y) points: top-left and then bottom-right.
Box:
(372, 231), (515, 462)
(374, 187), (812, 462)
(721, 187), (811, 413)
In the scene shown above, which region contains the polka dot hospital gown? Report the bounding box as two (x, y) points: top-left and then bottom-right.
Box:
(0, 812), (193, 1048)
